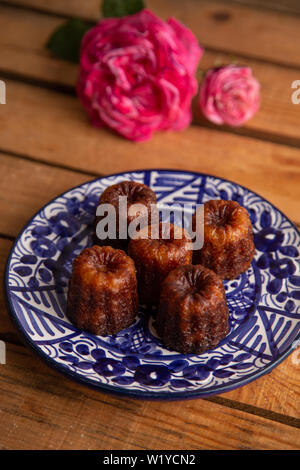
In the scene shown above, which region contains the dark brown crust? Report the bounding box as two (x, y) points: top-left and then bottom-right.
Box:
(128, 223), (192, 305)
(94, 180), (157, 251)
(193, 199), (255, 279)
(67, 245), (138, 335)
(156, 265), (229, 354)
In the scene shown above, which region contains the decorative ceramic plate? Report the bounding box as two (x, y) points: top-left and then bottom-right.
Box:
(5, 170), (300, 399)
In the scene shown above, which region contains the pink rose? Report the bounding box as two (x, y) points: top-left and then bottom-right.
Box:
(77, 9), (203, 142)
(199, 65), (260, 126)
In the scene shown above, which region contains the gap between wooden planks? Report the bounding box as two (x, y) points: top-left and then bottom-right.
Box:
(227, 0), (300, 15)
(0, 154), (299, 422)
(0, 4), (300, 147)
(2, 0), (300, 69)
(0, 340), (299, 449)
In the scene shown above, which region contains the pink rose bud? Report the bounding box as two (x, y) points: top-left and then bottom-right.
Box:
(77, 9), (203, 142)
(199, 65), (260, 126)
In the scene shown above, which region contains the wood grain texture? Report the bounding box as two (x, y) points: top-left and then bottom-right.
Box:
(0, 5), (78, 87)
(196, 51), (300, 145)
(227, 0), (300, 15)
(0, 152), (94, 237)
(0, 80), (299, 223)
(221, 352), (300, 420)
(0, 0), (299, 451)
(0, 155), (299, 421)
(0, 342), (299, 450)
(2, 0), (101, 21)
(0, 5), (299, 146)
(4, 0), (300, 68)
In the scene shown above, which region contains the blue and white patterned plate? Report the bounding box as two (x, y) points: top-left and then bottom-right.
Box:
(5, 170), (300, 399)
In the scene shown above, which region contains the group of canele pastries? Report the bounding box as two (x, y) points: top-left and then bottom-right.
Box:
(67, 181), (256, 354)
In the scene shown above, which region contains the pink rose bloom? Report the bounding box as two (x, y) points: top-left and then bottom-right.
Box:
(199, 65), (260, 126)
(77, 9), (203, 142)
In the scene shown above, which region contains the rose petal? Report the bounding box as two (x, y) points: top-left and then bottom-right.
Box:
(199, 65), (260, 126)
(76, 9), (202, 141)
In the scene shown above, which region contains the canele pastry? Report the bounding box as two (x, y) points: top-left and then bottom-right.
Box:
(193, 199), (255, 279)
(67, 245), (138, 335)
(128, 222), (192, 305)
(95, 180), (157, 251)
(157, 264), (229, 354)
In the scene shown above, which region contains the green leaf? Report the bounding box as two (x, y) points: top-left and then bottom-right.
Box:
(46, 19), (93, 63)
(102, 0), (145, 18)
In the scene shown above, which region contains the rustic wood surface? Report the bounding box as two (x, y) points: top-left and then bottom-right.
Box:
(0, 0), (299, 450)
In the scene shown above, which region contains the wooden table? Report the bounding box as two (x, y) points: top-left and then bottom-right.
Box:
(0, 0), (299, 450)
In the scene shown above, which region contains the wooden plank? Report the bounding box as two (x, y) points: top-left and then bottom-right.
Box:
(0, 156), (299, 420)
(0, 153), (94, 238)
(2, 0), (101, 21)
(196, 51), (300, 145)
(0, 5), (299, 145)
(227, 0), (300, 15)
(0, 342), (299, 449)
(0, 5), (78, 88)
(221, 351), (300, 420)
(0, 238), (21, 344)
(0, 79), (299, 223)
(3, 0), (300, 68)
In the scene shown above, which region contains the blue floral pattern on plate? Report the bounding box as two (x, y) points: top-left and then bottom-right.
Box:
(5, 170), (300, 399)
